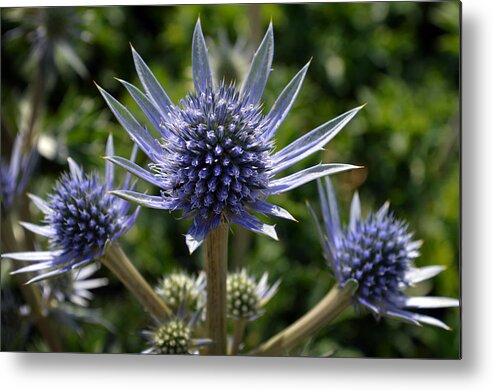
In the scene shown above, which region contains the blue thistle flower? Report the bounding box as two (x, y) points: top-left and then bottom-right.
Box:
(96, 19), (362, 253)
(1, 132), (37, 213)
(309, 178), (459, 330)
(2, 136), (139, 283)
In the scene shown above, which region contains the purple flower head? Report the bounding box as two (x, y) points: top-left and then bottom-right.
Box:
(309, 178), (459, 330)
(2, 136), (140, 283)
(1, 132), (37, 213)
(97, 19), (362, 253)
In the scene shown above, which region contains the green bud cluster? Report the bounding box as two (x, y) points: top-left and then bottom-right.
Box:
(227, 271), (260, 319)
(156, 272), (200, 311)
(152, 320), (191, 355)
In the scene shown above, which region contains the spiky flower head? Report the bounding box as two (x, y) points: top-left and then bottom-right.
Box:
(42, 263), (108, 308)
(2, 136), (139, 283)
(142, 309), (210, 355)
(227, 269), (280, 321)
(1, 132), (37, 213)
(309, 178), (459, 330)
(156, 271), (205, 313)
(97, 19), (362, 253)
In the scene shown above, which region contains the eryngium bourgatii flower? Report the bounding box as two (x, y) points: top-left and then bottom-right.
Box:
(42, 263), (108, 308)
(156, 271), (206, 313)
(96, 19), (362, 253)
(2, 136), (139, 283)
(309, 178), (459, 330)
(142, 309), (210, 355)
(227, 269), (280, 321)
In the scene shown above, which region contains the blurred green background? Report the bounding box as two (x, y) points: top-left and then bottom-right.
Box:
(1, 2), (460, 358)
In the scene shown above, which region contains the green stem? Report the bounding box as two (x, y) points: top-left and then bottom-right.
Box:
(1, 216), (63, 352)
(205, 222), (229, 355)
(102, 242), (171, 320)
(231, 318), (247, 355)
(252, 280), (358, 356)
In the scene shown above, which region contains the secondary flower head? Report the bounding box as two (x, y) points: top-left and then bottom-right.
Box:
(42, 263), (108, 308)
(309, 178), (459, 330)
(227, 269), (280, 321)
(156, 271), (206, 313)
(142, 308), (210, 355)
(2, 136), (139, 283)
(97, 19), (362, 253)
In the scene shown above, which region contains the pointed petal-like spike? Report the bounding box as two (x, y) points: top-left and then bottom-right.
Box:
(350, 191), (361, 232)
(306, 201), (340, 278)
(19, 222), (55, 238)
(405, 266), (446, 284)
(110, 190), (169, 209)
(2, 250), (62, 262)
(116, 78), (170, 139)
(120, 206), (141, 235)
(185, 218), (208, 254)
(104, 156), (163, 188)
(230, 211), (278, 241)
(241, 22), (274, 105)
(271, 105), (364, 174)
(402, 296), (460, 309)
(9, 132), (23, 180)
(130, 45), (174, 115)
(105, 134), (114, 190)
(269, 164), (360, 195)
(73, 278), (109, 290)
(67, 157), (83, 180)
(383, 308), (422, 326)
(25, 258), (94, 284)
(249, 199), (297, 221)
(264, 61), (310, 139)
(413, 313), (452, 330)
(123, 144), (140, 190)
(95, 83), (161, 162)
(192, 19), (213, 93)
(27, 193), (52, 214)
(320, 177), (342, 244)
(376, 201), (390, 220)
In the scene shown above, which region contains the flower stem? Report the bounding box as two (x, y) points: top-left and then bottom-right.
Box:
(231, 318), (247, 355)
(252, 280), (358, 356)
(1, 215), (63, 352)
(102, 242), (171, 320)
(205, 222), (229, 355)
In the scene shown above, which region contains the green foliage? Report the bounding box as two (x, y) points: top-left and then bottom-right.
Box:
(1, 3), (459, 357)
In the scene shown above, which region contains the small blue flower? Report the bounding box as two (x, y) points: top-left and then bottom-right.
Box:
(309, 178), (459, 330)
(2, 136), (139, 283)
(1, 132), (37, 213)
(96, 19), (362, 253)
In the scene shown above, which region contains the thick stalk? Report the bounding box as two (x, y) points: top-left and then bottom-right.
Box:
(231, 318), (247, 355)
(1, 216), (62, 352)
(102, 242), (171, 320)
(253, 280), (358, 356)
(205, 222), (229, 355)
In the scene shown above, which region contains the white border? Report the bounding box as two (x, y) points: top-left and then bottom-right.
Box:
(2, 0), (492, 389)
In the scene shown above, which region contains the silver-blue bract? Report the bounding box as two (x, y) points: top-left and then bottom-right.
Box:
(1, 132), (37, 213)
(310, 178), (459, 330)
(97, 19), (362, 254)
(2, 136), (139, 283)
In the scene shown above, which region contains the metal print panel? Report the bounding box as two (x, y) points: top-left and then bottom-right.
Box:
(1, 2), (460, 358)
